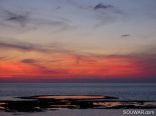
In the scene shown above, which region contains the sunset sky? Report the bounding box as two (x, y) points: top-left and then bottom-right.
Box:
(0, 0), (156, 82)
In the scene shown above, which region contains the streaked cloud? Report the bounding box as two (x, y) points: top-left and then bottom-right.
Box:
(0, 37), (48, 52)
(21, 59), (37, 64)
(0, 37), (83, 57)
(0, 56), (8, 60)
(65, 0), (124, 27)
(93, 3), (124, 27)
(2, 9), (30, 27)
(0, 8), (73, 32)
(121, 34), (130, 37)
(94, 4), (114, 10)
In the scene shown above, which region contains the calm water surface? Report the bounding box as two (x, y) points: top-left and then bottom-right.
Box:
(0, 83), (156, 100)
(0, 83), (156, 116)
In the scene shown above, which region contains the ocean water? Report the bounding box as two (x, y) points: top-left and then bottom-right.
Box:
(0, 83), (156, 100)
(0, 83), (156, 116)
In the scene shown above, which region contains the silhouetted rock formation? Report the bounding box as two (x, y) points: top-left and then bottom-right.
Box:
(0, 95), (156, 112)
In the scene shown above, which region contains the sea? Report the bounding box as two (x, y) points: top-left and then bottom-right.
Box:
(0, 83), (156, 116)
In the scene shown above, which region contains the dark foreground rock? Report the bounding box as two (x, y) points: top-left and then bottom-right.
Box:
(0, 95), (156, 112)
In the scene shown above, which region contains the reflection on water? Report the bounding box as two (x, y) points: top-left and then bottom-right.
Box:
(0, 83), (156, 115)
(0, 83), (156, 100)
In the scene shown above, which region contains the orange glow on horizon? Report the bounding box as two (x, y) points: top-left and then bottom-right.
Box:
(0, 55), (155, 81)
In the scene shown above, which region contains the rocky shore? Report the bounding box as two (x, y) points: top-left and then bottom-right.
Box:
(0, 95), (156, 112)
